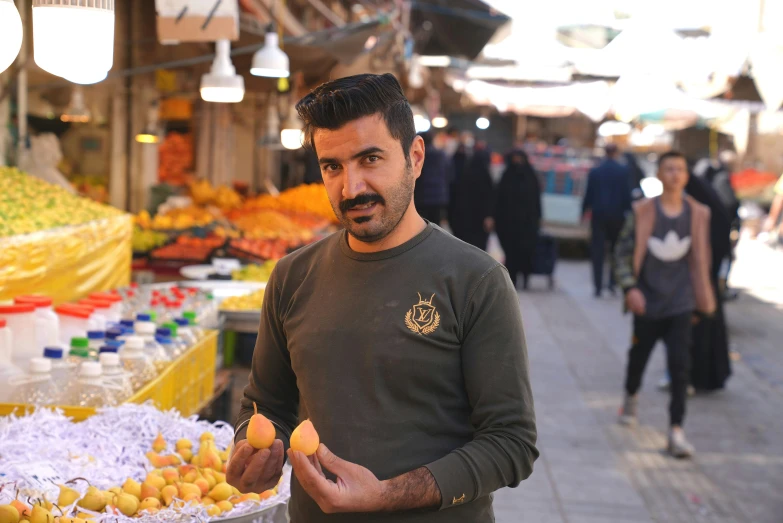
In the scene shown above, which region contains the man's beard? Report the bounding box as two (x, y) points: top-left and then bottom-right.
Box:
(334, 166), (415, 244)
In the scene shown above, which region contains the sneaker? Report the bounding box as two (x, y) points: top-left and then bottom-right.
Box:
(618, 394), (638, 426)
(657, 375), (671, 391)
(668, 429), (695, 458)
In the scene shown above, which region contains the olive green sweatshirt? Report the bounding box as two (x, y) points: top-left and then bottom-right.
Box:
(235, 223), (538, 522)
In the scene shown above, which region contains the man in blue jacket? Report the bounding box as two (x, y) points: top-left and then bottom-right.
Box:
(583, 144), (633, 297)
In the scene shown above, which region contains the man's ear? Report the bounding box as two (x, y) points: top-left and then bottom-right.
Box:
(410, 135), (426, 179)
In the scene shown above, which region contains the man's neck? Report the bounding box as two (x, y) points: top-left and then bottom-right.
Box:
(347, 205), (427, 254)
(659, 190), (685, 217)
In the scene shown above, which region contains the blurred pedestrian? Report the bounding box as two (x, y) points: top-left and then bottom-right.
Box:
(447, 143), (470, 229)
(583, 144), (633, 297)
(414, 132), (451, 225)
(763, 173), (783, 242)
(495, 149), (542, 289)
(615, 151), (716, 458)
(685, 174), (732, 391)
(450, 143), (494, 250)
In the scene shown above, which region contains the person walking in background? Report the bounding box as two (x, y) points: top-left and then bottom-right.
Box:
(447, 142), (470, 229)
(414, 132), (451, 225)
(583, 144), (633, 297)
(495, 149), (542, 289)
(614, 151), (716, 458)
(450, 142), (494, 250)
(685, 173), (732, 391)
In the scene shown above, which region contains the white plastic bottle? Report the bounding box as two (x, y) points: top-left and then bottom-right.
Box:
(119, 336), (157, 390)
(174, 318), (197, 346)
(10, 358), (61, 405)
(182, 311), (204, 340)
(134, 320), (171, 370)
(68, 338), (91, 365)
(14, 295), (60, 351)
(99, 352), (134, 403)
(42, 347), (77, 390)
(0, 319), (23, 402)
(0, 303), (38, 367)
(86, 331), (105, 359)
(71, 361), (118, 407)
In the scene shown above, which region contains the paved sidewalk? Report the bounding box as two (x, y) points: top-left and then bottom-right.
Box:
(494, 238), (783, 523)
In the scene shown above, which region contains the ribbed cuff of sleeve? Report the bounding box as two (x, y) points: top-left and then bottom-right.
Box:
(425, 453), (476, 511)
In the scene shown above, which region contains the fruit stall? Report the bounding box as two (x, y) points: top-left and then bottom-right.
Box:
(0, 168), (133, 304)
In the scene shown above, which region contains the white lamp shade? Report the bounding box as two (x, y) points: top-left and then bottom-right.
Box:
(33, 2), (115, 79)
(476, 117), (490, 130)
(63, 69), (109, 85)
(432, 116), (449, 128)
(0, 0), (23, 74)
(251, 33), (290, 78)
(200, 40), (245, 103)
(281, 129), (304, 150)
(751, 33), (783, 112)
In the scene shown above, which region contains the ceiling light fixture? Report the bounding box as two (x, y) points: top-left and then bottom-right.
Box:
(280, 110), (304, 150)
(476, 117), (490, 130)
(251, 27), (290, 78)
(61, 87), (91, 123)
(33, 0), (114, 81)
(417, 55), (451, 67)
(200, 40), (245, 103)
(0, 0), (23, 74)
(432, 116), (449, 128)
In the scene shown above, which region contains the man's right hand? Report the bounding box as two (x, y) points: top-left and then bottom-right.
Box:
(227, 439), (285, 494)
(625, 288), (646, 316)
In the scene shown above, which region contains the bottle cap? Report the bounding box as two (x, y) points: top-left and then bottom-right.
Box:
(30, 357), (52, 373)
(69, 347), (90, 358)
(99, 352), (120, 367)
(106, 328), (123, 340)
(79, 361), (103, 377)
(156, 327), (172, 338)
(162, 322), (178, 337)
(175, 318), (189, 327)
(80, 299), (110, 310)
(148, 311), (158, 322)
(0, 319), (5, 328)
(0, 304), (36, 314)
(155, 336), (172, 344)
(183, 311), (197, 323)
(55, 304), (92, 319)
(120, 319), (134, 328)
(43, 347), (64, 359)
(106, 339), (125, 349)
(70, 337), (89, 349)
(89, 292), (122, 303)
(87, 331), (105, 340)
(124, 336), (144, 350)
(136, 313), (152, 322)
(99, 346), (118, 354)
(135, 321), (156, 335)
(14, 295), (53, 308)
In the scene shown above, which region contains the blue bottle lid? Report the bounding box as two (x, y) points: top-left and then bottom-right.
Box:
(87, 331), (105, 340)
(156, 327), (172, 338)
(136, 313), (152, 322)
(43, 347), (64, 359)
(106, 339), (125, 348)
(120, 319), (134, 328)
(106, 328), (123, 340)
(99, 346), (118, 354)
(175, 318), (189, 327)
(155, 335), (173, 345)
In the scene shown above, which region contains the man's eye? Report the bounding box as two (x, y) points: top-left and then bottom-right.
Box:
(366, 156), (380, 163)
(324, 164), (340, 172)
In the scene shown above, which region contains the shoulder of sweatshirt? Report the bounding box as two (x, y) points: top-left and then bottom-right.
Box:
(428, 225), (505, 279)
(270, 230), (342, 292)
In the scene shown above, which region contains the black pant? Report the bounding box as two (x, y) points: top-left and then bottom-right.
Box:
(624, 313), (692, 426)
(418, 205), (444, 225)
(590, 217), (624, 294)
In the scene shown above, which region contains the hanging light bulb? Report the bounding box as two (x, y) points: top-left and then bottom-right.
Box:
(476, 117), (490, 130)
(0, 0), (23, 74)
(63, 69), (108, 86)
(61, 87), (91, 123)
(201, 40), (245, 103)
(432, 115), (449, 128)
(280, 110), (304, 150)
(251, 27), (290, 78)
(33, 0), (114, 80)
(135, 129), (159, 144)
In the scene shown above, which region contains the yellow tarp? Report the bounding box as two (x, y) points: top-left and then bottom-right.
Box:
(0, 216), (132, 304)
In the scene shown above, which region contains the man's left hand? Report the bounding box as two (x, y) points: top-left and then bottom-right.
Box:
(288, 444), (386, 514)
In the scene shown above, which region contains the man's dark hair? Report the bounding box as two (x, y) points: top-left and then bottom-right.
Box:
(296, 73), (416, 160)
(658, 150), (687, 169)
(605, 143), (619, 157)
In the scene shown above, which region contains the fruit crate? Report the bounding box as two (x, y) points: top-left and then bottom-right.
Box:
(0, 330), (218, 421)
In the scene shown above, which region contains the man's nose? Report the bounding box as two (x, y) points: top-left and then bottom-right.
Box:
(342, 167), (367, 200)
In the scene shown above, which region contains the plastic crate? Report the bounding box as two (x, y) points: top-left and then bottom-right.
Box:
(0, 330), (218, 421)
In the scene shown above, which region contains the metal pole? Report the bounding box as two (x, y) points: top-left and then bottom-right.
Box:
(16, 0), (28, 165)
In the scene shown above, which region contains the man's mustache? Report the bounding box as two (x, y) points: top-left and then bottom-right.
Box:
(339, 193), (385, 213)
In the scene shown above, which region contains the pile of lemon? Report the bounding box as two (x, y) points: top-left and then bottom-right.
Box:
(219, 288), (266, 311)
(0, 167), (124, 238)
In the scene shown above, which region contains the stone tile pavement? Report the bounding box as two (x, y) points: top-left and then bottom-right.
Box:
(494, 237), (783, 523)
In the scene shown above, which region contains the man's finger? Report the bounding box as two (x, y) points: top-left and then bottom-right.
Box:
(260, 440), (285, 486)
(241, 448), (271, 488)
(289, 449), (335, 497)
(226, 442), (254, 485)
(309, 453), (326, 479)
(316, 444), (350, 476)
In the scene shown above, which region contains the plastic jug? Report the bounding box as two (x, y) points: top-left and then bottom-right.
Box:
(99, 352), (134, 403)
(88, 292), (123, 323)
(10, 358), (61, 405)
(119, 336), (156, 390)
(56, 305), (98, 345)
(0, 319), (23, 402)
(14, 295), (60, 350)
(0, 304), (38, 366)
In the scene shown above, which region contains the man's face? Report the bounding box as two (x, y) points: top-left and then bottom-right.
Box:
(314, 114), (424, 243)
(657, 156), (689, 193)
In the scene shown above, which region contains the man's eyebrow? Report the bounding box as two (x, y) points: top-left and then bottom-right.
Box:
(319, 146), (385, 165)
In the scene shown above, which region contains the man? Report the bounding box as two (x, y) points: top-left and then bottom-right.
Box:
(763, 172), (783, 243)
(614, 151), (716, 458)
(583, 144), (633, 297)
(227, 74), (538, 522)
(413, 131), (451, 225)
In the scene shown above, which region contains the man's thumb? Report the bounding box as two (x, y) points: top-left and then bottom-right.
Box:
(317, 444), (349, 475)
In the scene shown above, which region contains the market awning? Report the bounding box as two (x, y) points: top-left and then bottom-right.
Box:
(410, 0), (510, 60)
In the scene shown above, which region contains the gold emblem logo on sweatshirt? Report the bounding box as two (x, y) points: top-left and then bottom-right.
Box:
(405, 293), (440, 335)
(452, 493), (466, 505)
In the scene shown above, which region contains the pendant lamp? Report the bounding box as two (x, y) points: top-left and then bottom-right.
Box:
(0, 0), (23, 74)
(251, 28), (290, 78)
(200, 40), (245, 103)
(61, 87), (91, 123)
(280, 110), (304, 150)
(33, 0), (114, 80)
